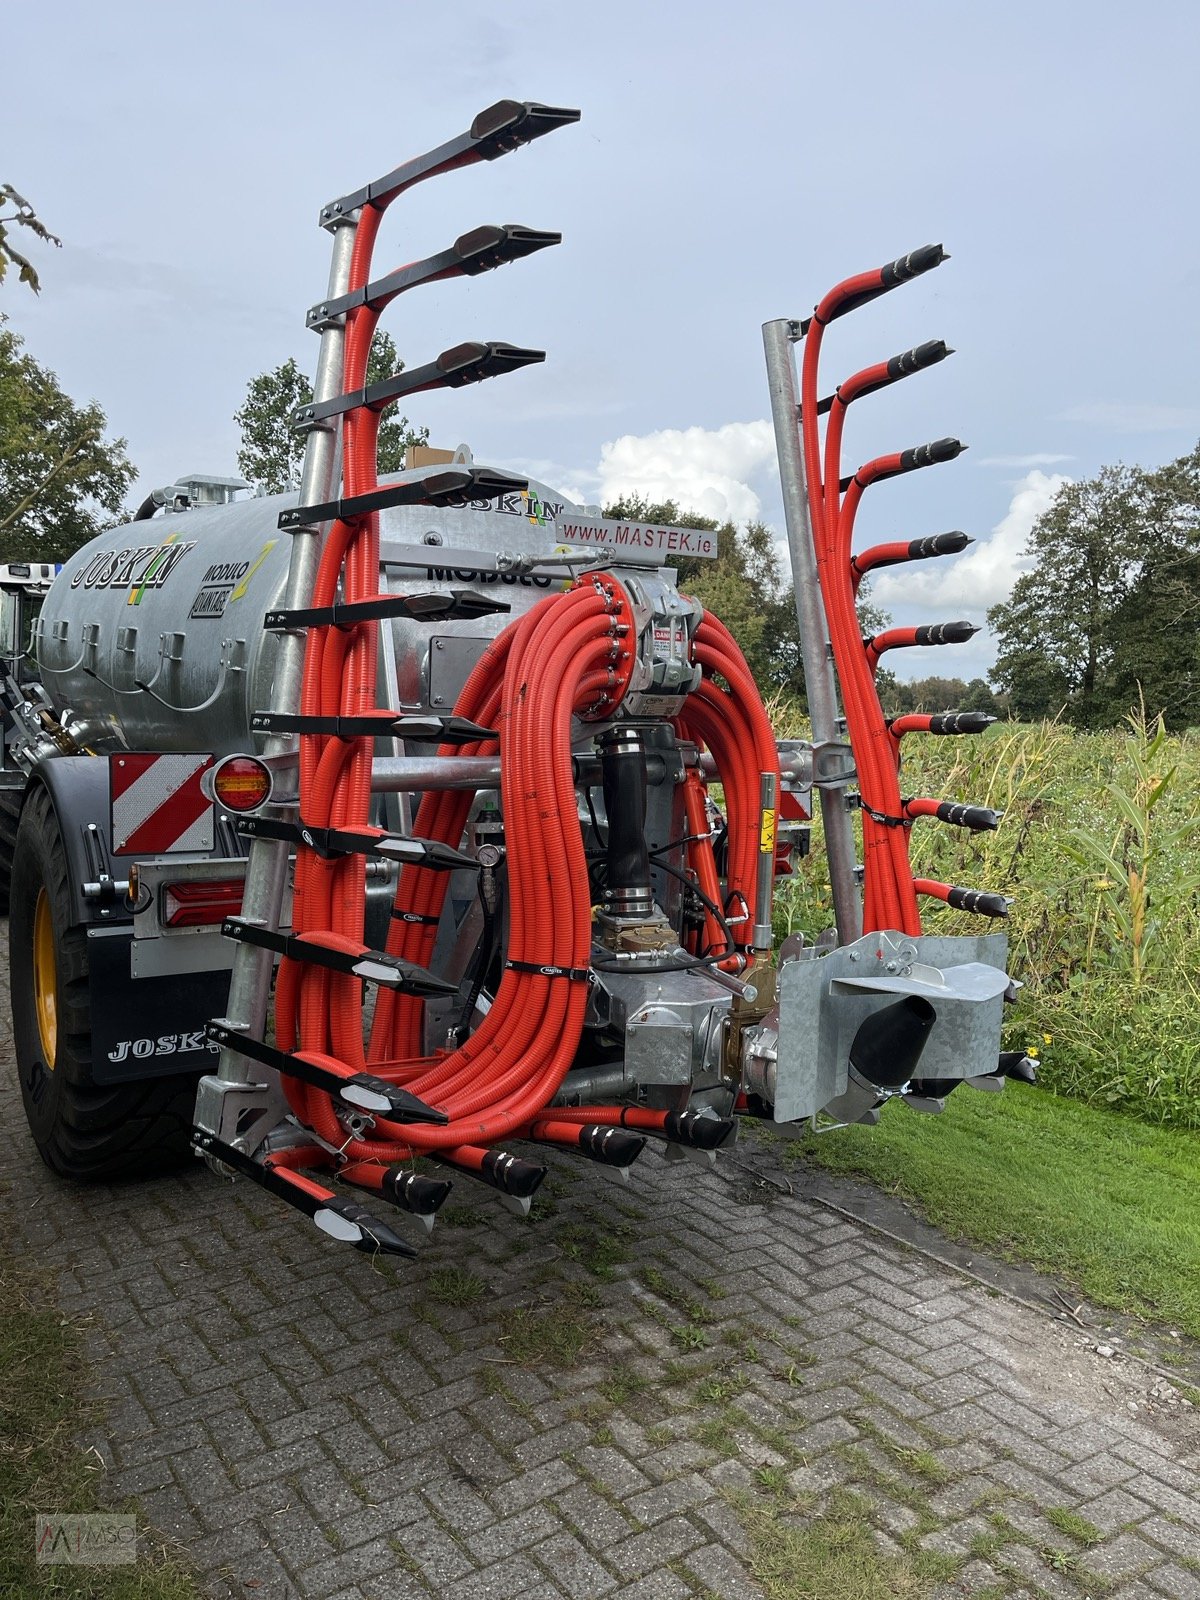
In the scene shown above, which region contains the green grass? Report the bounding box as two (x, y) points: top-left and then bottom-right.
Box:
(426, 1266), (486, 1306)
(1046, 1506), (1104, 1546)
(498, 1302), (597, 1368)
(0, 1255), (200, 1598)
(555, 1213), (632, 1279)
(738, 1486), (959, 1600)
(789, 1080), (1200, 1338)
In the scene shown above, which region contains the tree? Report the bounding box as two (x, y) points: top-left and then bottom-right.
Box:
(989, 445), (1200, 728)
(234, 332), (428, 494)
(0, 319), (135, 561)
(989, 466), (1138, 726)
(1095, 445), (1200, 727)
(0, 186), (60, 294)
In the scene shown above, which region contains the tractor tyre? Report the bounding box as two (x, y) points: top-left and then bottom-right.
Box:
(0, 786), (21, 915)
(9, 784), (200, 1180)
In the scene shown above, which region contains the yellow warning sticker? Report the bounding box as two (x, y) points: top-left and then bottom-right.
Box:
(760, 809), (777, 854)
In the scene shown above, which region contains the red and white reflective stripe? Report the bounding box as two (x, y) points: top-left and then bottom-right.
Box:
(110, 753), (215, 855)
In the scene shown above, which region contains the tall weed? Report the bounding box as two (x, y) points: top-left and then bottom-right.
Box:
(771, 703), (1200, 1129)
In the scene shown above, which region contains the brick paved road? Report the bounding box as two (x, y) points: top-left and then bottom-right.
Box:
(2, 924), (1198, 1600)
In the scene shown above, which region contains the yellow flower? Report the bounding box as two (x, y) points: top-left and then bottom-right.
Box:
(1042, 1032), (1053, 1045)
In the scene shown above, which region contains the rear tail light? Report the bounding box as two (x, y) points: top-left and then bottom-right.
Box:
(212, 755), (272, 813)
(162, 878), (244, 928)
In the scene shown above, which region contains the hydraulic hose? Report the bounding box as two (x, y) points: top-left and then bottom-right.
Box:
(798, 258), (953, 938)
(676, 611), (781, 961)
(280, 576), (635, 1161)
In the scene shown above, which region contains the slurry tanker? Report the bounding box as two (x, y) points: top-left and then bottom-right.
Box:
(1, 102), (1030, 1253)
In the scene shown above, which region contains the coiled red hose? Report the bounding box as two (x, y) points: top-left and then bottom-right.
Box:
(675, 612), (783, 960)
(278, 575), (636, 1159)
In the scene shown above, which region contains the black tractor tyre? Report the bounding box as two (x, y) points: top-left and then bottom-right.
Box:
(9, 784), (201, 1180)
(0, 786), (21, 915)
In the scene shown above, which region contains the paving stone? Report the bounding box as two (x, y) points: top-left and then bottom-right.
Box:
(1081, 1485), (1162, 1532)
(611, 1569), (694, 1600)
(609, 1515), (708, 1579)
(490, 1457), (578, 1515)
(515, 1420), (593, 1470)
(533, 1529), (619, 1597)
(554, 1481), (641, 1547)
(467, 1505), (563, 1563)
(443, 1552), (565, 1599)
(295, 1537), (409, 1600)
(1143, 1515), (1200, 1564)
(996, 1542), (1082, 1600)
(1148, 1563), (1200, 1600)
(235, 1438), (334, 1489)
(576, 1445), (654, 1499)
(421, 1473), (498, 1532)
(625, 1478), (714, 1526)
(954, 1557), (1005, 1592)
(1123, 1476), (1200, 1531)
(681, 1541), (763, 1599)
(1085, 1532), (1162, 1579)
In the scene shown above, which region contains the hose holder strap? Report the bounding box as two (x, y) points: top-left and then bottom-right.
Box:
(855, 797), (913, 830)
(220, 917), (457, 995)
(505, 958), (592, 984)
(235, 813), (478, 870)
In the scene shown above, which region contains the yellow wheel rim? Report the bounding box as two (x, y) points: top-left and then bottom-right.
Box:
(33, 887), (57, 1067)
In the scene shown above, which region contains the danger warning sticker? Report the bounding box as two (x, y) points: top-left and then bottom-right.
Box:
(109, 753), (215, 856)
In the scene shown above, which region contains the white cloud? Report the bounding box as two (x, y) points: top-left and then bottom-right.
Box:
(593, 420), (777, 525)
(871, 469), (1071, 613)
(1059, 402), (1200, 434)
(976, 452), (1074, 467)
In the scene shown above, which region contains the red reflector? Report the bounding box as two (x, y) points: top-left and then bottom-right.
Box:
(162, 878), (244, 928)
(213, 756), (271, 813)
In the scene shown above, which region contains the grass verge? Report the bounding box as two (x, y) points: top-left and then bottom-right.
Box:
(788, 1081), (1200, 1340)
(0, 1248), (199, 1598)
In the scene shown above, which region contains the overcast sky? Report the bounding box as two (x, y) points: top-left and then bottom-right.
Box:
(6, 0), (1199, 681)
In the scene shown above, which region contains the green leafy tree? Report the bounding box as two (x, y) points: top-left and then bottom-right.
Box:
(989, 466), (1138, 726)
(234, 331), (428, 493)
(961, 676), (1003, 716)
(0, 186), (60, 293)
(0, 319), (135, 560)
(989, 446), (1200, 728)
(1093, 445), (1200, 728)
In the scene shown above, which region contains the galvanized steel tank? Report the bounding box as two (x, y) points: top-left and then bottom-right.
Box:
(36, 473), (596, 755)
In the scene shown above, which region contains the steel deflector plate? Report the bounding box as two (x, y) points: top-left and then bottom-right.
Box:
(774, 932), (1009, 1124)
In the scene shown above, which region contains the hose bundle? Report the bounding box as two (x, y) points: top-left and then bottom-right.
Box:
(275, 563), (635, 1159)
(798, 250), (974, 936)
